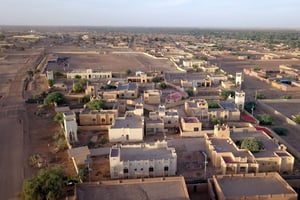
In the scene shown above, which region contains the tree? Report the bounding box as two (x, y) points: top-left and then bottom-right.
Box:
(184, 88), (194, 97)
(241, 138), (264, 153)
(86, 99), (106, 110)
(257, 114), (273, 125)
(220, 90), (235, 100)
(281, 95), (292, 99)
(159, 82), (167, 89)
(53, 112), (64, 125)
(244, 101), (256, 113)
(293, 114), (300, 124)
(125, 69), (132, 75)
(272, 127), (288, 136)
(78, 95), (90, 103)
(151, 76), (162, 83)
(44, 92), (65, 106)
(256, 93), (266, 99)
(208, 101), (220, 109)
(48, 79), (54, 87)
(210, 117), (223, 126)
(73, 79), (88, 93)
(22, 167), (66, 200)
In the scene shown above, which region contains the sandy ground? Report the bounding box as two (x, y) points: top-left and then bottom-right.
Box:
(46, 52), (177, 73)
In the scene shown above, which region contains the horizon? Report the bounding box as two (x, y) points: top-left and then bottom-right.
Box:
(1, 0), (300, 29)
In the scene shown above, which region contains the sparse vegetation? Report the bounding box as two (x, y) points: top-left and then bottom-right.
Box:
(293, 114), (300, 125)
(256, 93), (266, 99)
(281, 95), (292, 99)
(78, 95), (90, 103)
(48, 79), (54, 87)
(253, 66), (261, 72)
(210, 117), (223, 126)
(184, 88), (194, 97)
(73, 79), (88, 93)
(159, 82), (167, 89)
(53, 112), (64, 125)
(125, 69), (132, 75)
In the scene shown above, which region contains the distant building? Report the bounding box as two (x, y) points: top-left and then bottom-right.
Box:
(108, 111), (144, 142)
(67, 69), (112, 80)
(63, 111), (78, 143)
(149, 105), (180, 128)
(208, 172), (297, 200)
(235, 72), (243, 87)
(109, 140), (177, 179)
(75, 176), (189, 200)
(205, 124), (294, 175)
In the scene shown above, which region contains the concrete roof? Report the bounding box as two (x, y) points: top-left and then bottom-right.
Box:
(120, 146), (175, 161)
(213, 173), (297, 198)
(111, 114), (143, 129)
(68, 146), (90, 158)
(75, 176), (189, 200)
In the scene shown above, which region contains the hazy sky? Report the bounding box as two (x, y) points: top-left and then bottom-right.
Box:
(1, 0), (299, 28)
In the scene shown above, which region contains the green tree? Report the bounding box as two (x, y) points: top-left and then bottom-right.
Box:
(257, 114), (273, 125)
(208, 101), (220, 109)
(184, 88), (194, 97)
(73, 79), (88, 93)
(241, 138), (264, 153)
(159, 82), (167, 89)
(48, 79), (54, 87)
(22, 167), (66, 200)
(53, 112), (64, 125)
(78, 95), (90, 103)
(281, 95), (292, 99)
(244, 101), (256, 113)
(210, 117), (223, 126)
(256, 93), (266, 99)
(293, 114), (300, 124)
(125, 69), (132, 75)
(220, 90), (235, 100)
(44, 92), (65, 106)
(86, 99), (106, 110)
(151, 76), (162, 83)
(272, 127), (288, 136)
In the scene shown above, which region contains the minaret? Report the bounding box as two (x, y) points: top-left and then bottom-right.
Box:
(235, 72), (243, 88)
(235, 91), (245, 111)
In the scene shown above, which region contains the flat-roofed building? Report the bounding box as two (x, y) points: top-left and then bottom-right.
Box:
(205, 124), (294, 175)
(180, 117), (202, 137)
(67, 69), (112, 79)
(144, 89), (161, 104)
(63, 111), (78, 143)
(185, 99), (240, 122)
(75, 176), (189, 200)
(109, 140), (177, 179)
(208, 172), (297, 200)
(109, 111), (144, 142)
(127, 73), (153, 83)
(79, 109), (118, 126)
(166, 91), (188, 104)
(117, 83), (139, 99)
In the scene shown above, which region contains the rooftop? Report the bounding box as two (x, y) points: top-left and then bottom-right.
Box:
(183, 117), (199, 123)
(213, 173), (297, 198)
(120, 145), (175, 161)
(75, 176), (189, 200)
(219, 101), (236, 111)
(111, 113), (143, 129)
(117, 83), (137, 91)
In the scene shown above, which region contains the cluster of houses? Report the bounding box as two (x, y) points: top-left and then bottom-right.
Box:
(47, 64), (298, 199)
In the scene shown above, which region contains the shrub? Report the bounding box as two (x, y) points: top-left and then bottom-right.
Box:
(44, 92), (65, 106)
(86, 99), (106, 110)
(272, 127), (288, 136)
(257, 114), (273, 125)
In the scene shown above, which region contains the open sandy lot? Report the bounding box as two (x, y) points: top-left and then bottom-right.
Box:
(47, 52), (177, 73)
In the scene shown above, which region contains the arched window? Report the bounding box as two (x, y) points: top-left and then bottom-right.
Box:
(149, 167), (154, 172)
(123, 168), (128, 173)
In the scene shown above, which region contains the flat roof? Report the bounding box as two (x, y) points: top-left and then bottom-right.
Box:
(68, 146), (90, 158)
(120, 146), (174, 161)
(213, 173), (297, 198)
(117, 83), (137, 91)
(76, 176), (189, 200)
(111, 114), (143, 129)
(183, 117), (199, 123)
(219, 101), (236, 111)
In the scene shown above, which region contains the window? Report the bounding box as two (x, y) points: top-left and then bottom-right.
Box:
(164, 166), (169, 171)
(92, 118), (96, 122)
(123, 168), (128, 173)
(149, 167), (154, 172)
(101, 118), (105, 123)
(132, 94), (134, 96)
(141, 168), (143, 171)
(110, 118), (113, 122)
(134, 168), (137, 171)
(194, 127), (199, 132)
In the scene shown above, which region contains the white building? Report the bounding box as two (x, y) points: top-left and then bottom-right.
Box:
(110, 140), (177, 179)
(63, 111), (78, 143)
(46, 70), (54, 80)
(235, 91), (245, 111)
(67, 69), (112, 79)
(109, 111), (144, 142)
(236, 72), (243, 87)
